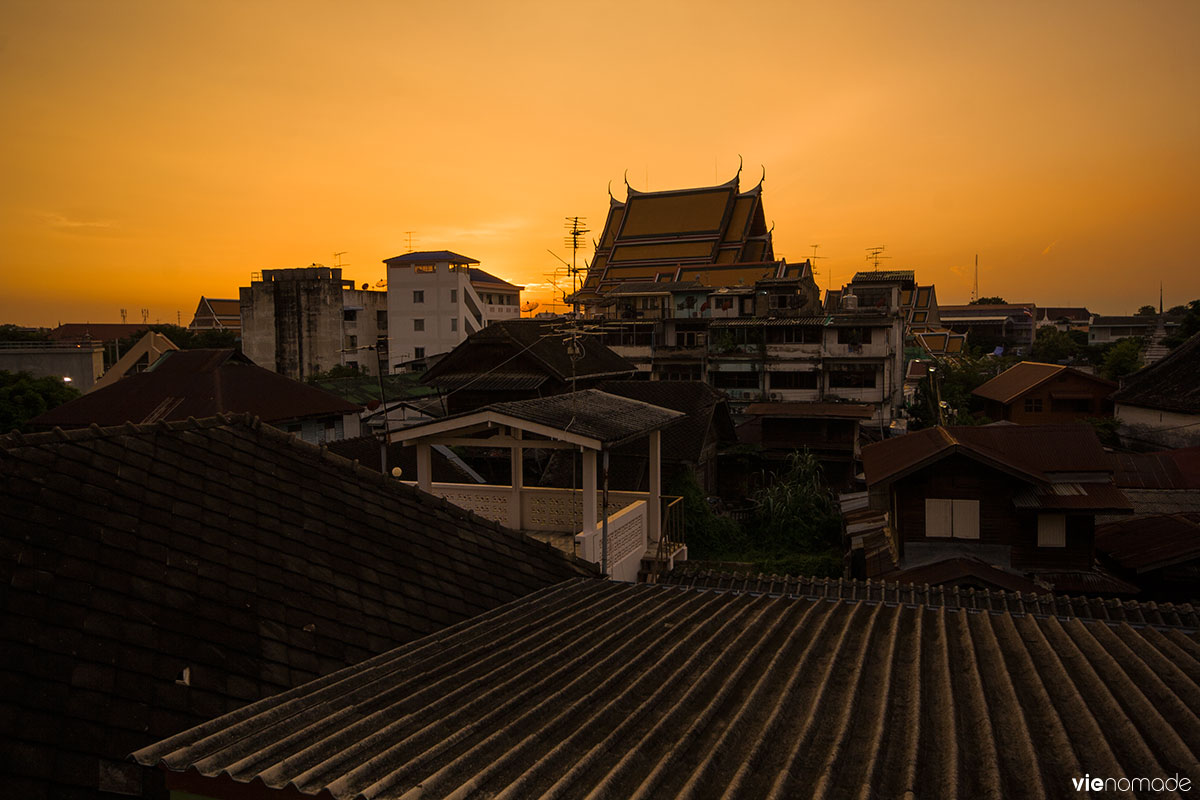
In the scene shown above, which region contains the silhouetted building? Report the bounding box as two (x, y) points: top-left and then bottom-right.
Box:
(972, 361), (1116, 423)
(186, 296), (242, 334)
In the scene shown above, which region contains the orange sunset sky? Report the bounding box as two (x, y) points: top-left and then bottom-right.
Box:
(2, 0), (1198, 327)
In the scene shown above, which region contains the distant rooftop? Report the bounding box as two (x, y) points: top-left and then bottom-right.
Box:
(383, 250), (479, 265)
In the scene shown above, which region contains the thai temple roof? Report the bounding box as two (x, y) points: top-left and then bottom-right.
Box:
(579, 166), (794, 301)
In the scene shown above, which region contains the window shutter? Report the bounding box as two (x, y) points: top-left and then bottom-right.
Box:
(1038, 514), (1066, 547)
(925, 499), (953, 537)
(953, 500), (980, 540)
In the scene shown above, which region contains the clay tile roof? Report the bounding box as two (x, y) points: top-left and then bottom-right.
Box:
(1113, 331), (1200, 413)
(132, 578), (1200, 799)
(849, 269), (916, 284)
(1, 416), (593, 799)
(29, 349), (361, 428)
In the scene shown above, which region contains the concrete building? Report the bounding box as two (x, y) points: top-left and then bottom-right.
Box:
(0, 340), (105, 390)
(240, 266), (388, 380)
(383, 250), (522, 370)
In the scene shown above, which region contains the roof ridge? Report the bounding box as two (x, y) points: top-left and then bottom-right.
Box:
(0, 412), (259, 450)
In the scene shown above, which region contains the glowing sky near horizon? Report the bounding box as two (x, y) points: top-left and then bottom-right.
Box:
(2, 0), (1198, 326)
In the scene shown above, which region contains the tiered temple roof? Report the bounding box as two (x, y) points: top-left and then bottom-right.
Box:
(578, 170), (799, 302)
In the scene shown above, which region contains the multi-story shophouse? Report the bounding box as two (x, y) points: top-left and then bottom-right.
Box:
(573, 171), (906, 424)
(383, 250), (522, 370)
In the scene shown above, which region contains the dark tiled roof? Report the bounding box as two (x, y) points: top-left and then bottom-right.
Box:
(862, 424), (1113, 486)
(1113, 331), (1200, 413)
(468, 267), (522, 290)
(487, 389), (684, 447)
(1, 416), (593, 798)
(133, 578), (1200, 799)
(383, 250), (478, 265)
(47, 322), (151, 342)
(1096, 513), (1200, 573)
(427, 372), (548, 392)
(659, 570), (1200, 626)
(1091, 314), (1159, 326)
(742, 401), (875, 419)
(422, 321), (636, 387)
(1030, 567), (1141, 596)
(849, 269), (916, 284)
(607, 280), (705, 294)
(600, 380), (734, 463)
(1037, 306), (1091, 321)
(30, 349), (360, 428)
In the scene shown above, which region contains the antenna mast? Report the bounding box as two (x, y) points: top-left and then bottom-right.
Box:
(865, 246), (890, 271)
(971, 254), (979, 303)
(403, 232), (416, 254)
(564, 216), (589, 316)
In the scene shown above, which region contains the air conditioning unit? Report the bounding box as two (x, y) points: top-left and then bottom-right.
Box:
(770, 392), (781, 401)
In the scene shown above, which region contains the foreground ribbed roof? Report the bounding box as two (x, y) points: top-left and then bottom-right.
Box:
(134, 578), (1200, 799)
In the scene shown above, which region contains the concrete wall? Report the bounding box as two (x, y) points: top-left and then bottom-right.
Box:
(1116, 404), (1200, 450)
(0, 345), (105, 390)
(240, 267), (356, 381)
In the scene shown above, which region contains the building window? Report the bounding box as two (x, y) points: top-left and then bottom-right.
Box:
(345, 334), (357, 349)
(924, 498), (980, 539)
(711, 370), (759, 390)
(837, 327), (873, 345)
(343, 309), (357, 322)
(414, 347), (425, 359)
(770, 371), (818, 390)
(1038, 514), (1066, 547)
(450, 289), (457, 303)
(415, 265), (435, 273)
(377, 310), (388, 330)
(413, 290), (424, 304)
(1024, 397), (1043, 413)
(414, 319), (424, 331)
(828, 366), (877, 389)
(346, 360), (358, 370)
(450, 317), (458, 332)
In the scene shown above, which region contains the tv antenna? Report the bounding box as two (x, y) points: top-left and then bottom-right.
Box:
(563, 217), (589, 315)
(403, 232), (416, 253)
(120, 308), (127, 323)
(333, 251), (348, 269)
(141, 308), (149, 324)
(865, 246), (890, 270)
(971, 253), (979, 303)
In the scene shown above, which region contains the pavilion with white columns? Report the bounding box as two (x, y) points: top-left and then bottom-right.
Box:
(390, 390), (685, 581)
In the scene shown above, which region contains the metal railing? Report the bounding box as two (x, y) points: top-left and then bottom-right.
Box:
(651, 495), (685, 581)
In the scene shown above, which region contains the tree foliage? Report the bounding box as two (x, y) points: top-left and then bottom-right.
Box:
(0, 370), (80, 433)
(0, 325), (50, 342)
(1163, 299), (1200, 350)
(1135, 305), (1158, 316)
(908, 353), (1005, 429)
(113, 324), (238, 358)
(970, 296), (1007, 305)
(1099, 337), (1143, 381)
(1030, 326), (1079, 364)
(748, 451), (842, 554)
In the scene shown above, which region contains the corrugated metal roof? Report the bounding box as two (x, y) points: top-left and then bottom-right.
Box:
(1012, 482), (1133, 511)
(972, 362), (1115, 405)
(132, 578), (1200, 799)
(1113, 331), (1200, 413)
(1096, 513), (1200, 572)
(862, 424), (1115, 486)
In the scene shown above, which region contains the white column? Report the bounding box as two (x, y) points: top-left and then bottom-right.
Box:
(648, 430), (662, 544)
(509, 428), (523, 530)
(582, 447), (597, 534)
(416, 443), (432, 492)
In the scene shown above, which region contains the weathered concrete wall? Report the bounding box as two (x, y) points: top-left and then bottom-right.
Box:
(0, 345), (105, 390)
(1116, 404), (1200, 450)
(240, 268), (352, 380)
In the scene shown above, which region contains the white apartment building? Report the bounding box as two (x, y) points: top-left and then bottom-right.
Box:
(383, 250), (522, 369)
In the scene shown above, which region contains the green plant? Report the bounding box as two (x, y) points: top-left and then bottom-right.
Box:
(0, 370), (80, 432)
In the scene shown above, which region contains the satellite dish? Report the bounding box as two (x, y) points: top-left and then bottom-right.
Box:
(521, 300), (540, 314)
